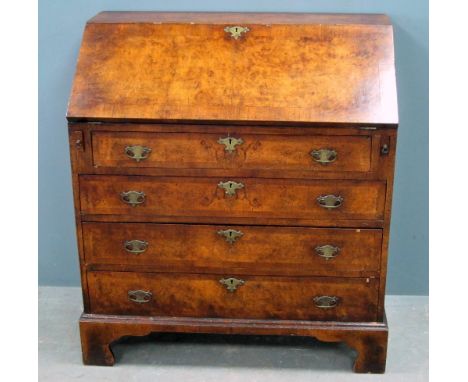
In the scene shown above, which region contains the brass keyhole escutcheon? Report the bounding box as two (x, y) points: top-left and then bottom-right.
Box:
(218, 136), (243, 153)
(218, 180), (244, 197)
(217, 229), (244, 244)
(224, 26), (249, 39)
(381, 144), (389, 155)
(219, 277), (245, 292)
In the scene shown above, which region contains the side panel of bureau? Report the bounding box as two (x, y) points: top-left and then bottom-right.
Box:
(83, 222), (382, 276)
(87, 271), (379, 322)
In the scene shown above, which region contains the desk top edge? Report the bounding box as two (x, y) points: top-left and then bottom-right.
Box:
(88, 11), (392, 26)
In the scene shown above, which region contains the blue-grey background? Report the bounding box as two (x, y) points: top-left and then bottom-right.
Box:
(39, 0), (428, 294)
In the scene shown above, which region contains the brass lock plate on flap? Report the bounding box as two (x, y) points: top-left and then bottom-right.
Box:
(224, 26), (249, 39)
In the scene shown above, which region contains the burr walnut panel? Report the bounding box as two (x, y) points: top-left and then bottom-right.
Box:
(92, 131), (372, 172)
(82, 222), (382, 276)
(68, 13), (397, 125)
(79, 175), (386, 221)
(87, 271), (379, 322)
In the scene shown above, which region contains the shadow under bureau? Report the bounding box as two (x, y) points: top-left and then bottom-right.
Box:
(67, 12), (398, 373)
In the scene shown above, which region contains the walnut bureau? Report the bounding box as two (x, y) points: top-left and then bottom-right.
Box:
(67, 12), (398, 373)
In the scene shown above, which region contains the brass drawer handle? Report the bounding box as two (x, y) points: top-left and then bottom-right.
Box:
(315, 245), (340, 260)
(217, 229), (244, 244)
(219, 277), (245, 292)
(128, 290), (152, 304)
(218, 136), (243, 153)
(313, 295), (339, 309)
(124, 240), (148, 254)
(311, 148), (337, 164)
(218, 180), (244, 197)
(125, 145), (152, 162)
(120, 191), (146, 207)
(317, 194), (344, 209)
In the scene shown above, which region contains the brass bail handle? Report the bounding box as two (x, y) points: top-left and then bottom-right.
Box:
(316, 194), (344, 209)
(311, 149), (337, 164)
(120, 191), (146, 207)
(313, 295), (339, 309)
(125, 145), (152, 162)
(128, 290), (152, 304)
(315, 245), (340, 260)
(124, 240), (148, 254)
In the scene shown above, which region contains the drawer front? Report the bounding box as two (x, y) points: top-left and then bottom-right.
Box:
(83, 223), (382, 275)
(79, 175), (386, 220)
(92, 131), (372, 173)
(88, 271), (379, 321)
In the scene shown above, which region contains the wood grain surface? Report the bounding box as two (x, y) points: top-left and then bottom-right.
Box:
(68, 13), (397, 125)
(92, 131), (372, 172)
(79, 175), (386, 220)
(87, 271), (379, 321)
(82, 222), (382, 276)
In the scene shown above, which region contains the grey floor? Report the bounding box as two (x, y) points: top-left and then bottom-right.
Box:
(39, 287), (428, 381)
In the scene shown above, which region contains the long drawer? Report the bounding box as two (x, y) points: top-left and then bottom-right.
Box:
(88, 271), (379, 321)
(83, 223), (382, 276)
(79, 175), (386, 220)
(92, 131), (372, 173)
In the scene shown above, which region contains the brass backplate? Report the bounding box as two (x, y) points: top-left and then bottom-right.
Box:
(120, 191), (146, 207)
(128, 290), (152, 304)
(316, 194), (344, 209)
(125, 145), (152, 162)
(311, 148), (337, 164)
(124, 240), (149, 254)
(315, 244), (340, 260)
(313, 295), (339, 309)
